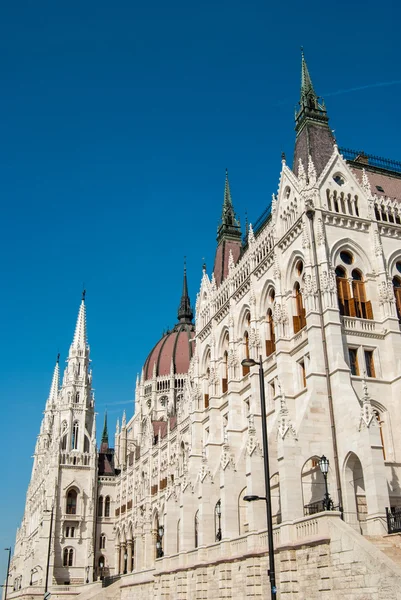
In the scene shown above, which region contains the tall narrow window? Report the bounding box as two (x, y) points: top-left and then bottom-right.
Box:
(393, 276), (401, 320)
(66, 489), (77, 515)
(266, 310), (276, 356)
(75, 392), (80, 404)
(194, 510), (199, 549)
(222, 351), (228, 393)
(242, 332), (250, 375)
(336, 266), (352, 316)
(72, 422), (79, 450)
(349, 348), (359, 376)
(352, 270), (373, 319)
(364, 350), (376, 378)
(63, 548), (74, 567)
(293, 282), (306, 333)
(104, 496), (110, 517)
(100, 534), (106, 550)
(98, 496), (104, 517)
(176, 519), (180, 553)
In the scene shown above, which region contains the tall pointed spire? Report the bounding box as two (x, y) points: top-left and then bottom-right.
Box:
(102, 412), (108, 445)
(217, 169), (241, 244)
(47, 354), (60, 406)
(213, 169), (242, 287)
(293, 50), (335, 178)
(177, 258), (193, 324)
(71, 290), (88, 352)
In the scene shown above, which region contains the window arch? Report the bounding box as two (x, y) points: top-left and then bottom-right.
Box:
(393, 276), (401, 321)
(266, 309), (275, 356)
(72, 422), (79, 450)
(221, 331), (229, 393)
(194, 510), (199, 549)
(293, 282), (306, 333)
(75, 392), (80, 404)
(335, 266), (351, 316)
(98, 496), (103, 517)
(104, 496), (110, 517)
(99, 534), (106, 550)
(66, 489), (77, 515)
(63, 548), (74, 567)
(84, 435), (90, 453)
(351, 269), (373, 319)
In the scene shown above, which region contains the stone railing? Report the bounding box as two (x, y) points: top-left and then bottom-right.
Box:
(341, 316), (380, 335)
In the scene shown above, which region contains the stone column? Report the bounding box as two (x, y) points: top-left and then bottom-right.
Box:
(127, 540), (133, 572)
(114, 545), (120, 576)
(120, 543), (126, 574)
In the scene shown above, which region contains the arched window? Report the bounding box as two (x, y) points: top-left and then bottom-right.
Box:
(222, 351), (228, 393)
(352, 269), (373, 319)
(98, 496), (103, 517)
(336, 266), (351, 316)
(63, 548), (74, 567)
(194, 510), (199, 548)
(293, 282), (306, 333)
(393, 276), (401, 320)
(215, 500), (222, 541)
(84, 435), (90, 453)
(66, 489), (77, 515)
(104, 496), (110, 517)
(75, 392), (80, 404)
(266, 309), (275, 356)
(99, 534), (106, 550)
(72, 422), (79, 450)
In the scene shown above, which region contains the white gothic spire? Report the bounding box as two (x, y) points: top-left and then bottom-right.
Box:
(47, 354), (60, 407)
(70, 291), (88, 354)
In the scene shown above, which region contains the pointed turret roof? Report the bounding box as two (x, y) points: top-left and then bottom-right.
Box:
(177, 259), (193, 324)
(71, 290), (88, 352)
(101, 412), (109, 445)
(293, 50), (335, 178)
(217, 170), (242, 244)
(213, 170), (242, 287)
(47, 354), (60, 406)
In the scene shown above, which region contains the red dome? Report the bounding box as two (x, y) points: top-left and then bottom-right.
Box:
(143, 322), (195, 380)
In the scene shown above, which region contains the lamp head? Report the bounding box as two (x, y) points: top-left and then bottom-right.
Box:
(100, 561), (104, 568)
(215, 500), (221, 516)
(319, 455), (329, 475)
(241, 358), (258, 368)
(158, 525), (164, 538)
(244, 495), (262, 502)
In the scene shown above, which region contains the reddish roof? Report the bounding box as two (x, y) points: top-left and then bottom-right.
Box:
(143, 322), (195, 380)
(351, 167), (401, 201)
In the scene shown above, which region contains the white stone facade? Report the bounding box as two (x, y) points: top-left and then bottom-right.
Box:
(7, 58), (401, 600)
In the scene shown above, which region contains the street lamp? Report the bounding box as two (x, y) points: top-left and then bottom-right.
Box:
(44, 506), (54, 598)
(215, 500), (222, 542)
(241, 356), (277, 600)
(86, 566), (89, 584)
(319, 455), (333, 510)
(4, 547), (11, 600)
(99, 560), (104, 581)
(123, 551), (128, 574)
(156, 525), (164, 558)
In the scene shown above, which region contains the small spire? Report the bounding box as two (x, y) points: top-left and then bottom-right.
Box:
(48, 355), (60, 405)
(177, 259), (193, 324)
(300, 48), (317, 108)
(101, 412), (109, 446)
(71, 293), (87, 351)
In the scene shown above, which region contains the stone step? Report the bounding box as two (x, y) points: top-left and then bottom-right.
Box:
(366, 535), (401, 567)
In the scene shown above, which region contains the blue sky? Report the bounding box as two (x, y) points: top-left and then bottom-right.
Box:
(0, 0), (399, 582)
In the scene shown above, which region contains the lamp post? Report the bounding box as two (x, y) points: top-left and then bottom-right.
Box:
(4, 547), (11, 600)
(99, 560), (104, 581)
(44, 505), (54, 597)
(319, 455), (333, 510)
(215, 500), (222, 542)
(156, 525), (164, 558)
(86, 566), (89, 584)
(241, 356), (277, 600)
(123, 551), (127, 574)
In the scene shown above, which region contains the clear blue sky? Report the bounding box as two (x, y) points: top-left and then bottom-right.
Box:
(0, 0), (399, 582)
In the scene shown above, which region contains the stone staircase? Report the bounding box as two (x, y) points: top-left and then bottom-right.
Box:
(366, 533), (401, 567)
